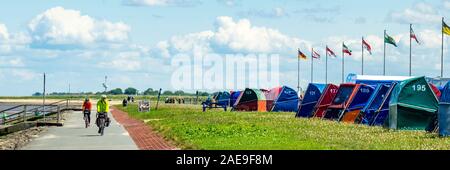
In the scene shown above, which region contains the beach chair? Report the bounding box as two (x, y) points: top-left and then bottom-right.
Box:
(138, 100), (150, 112)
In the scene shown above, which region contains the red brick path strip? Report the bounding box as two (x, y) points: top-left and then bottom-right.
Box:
(110, 106), (178, 150)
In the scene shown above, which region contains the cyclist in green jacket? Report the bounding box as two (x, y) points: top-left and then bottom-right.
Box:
(97, 95), (110, 113)
(96, 95), (110, 133)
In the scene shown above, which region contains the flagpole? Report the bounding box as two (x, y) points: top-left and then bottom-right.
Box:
(410, 24), (412, 77)
(311, 47), (314, 83)
(362, 37), (364, 75)
(342, 43), (344, 83)
(442, 17), (445, 79)
(325, 46), (328, 84)
(297, 48), (300, 93)
(384, 30), (386, 76)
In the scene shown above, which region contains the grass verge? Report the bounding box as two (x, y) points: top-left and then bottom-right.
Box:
(116, 103), (450, 150)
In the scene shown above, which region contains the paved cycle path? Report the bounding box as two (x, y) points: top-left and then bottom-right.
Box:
(110, 106), (178, 150)
(22, 108), (138, 150)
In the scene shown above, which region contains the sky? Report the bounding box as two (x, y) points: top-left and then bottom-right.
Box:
(0, 0), (450, 96)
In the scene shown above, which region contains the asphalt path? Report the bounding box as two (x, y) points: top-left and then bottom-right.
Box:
(21, 107), (138, 150)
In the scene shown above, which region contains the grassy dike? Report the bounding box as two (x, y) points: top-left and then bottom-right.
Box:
(116, 104), (450, 150)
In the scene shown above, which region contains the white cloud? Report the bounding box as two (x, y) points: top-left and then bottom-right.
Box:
(28, 7), (130, 48)
(157, 16), (310, 57)
(0, 24), (10, 52)
(8, 58), (25, 67)
(123, 0), (201, 7)
(98, 52), (142, 71)
(170, 31), (213, 56)
(407, 29), (441, 49)
(322, 27), (448, 63)
(216, 0), (241, 7)
(126, 0), (169, 6)
(388, 2), (442, 24)
(0, 24), (9, 41)
(213, 16), (309, 53)
(293, 5), (341, 23)
(444, 0), (450, 9)
(156, 41), (171, 58)
(10, 69), (38, 80)
(0, 57), (25, 67)
(0, 24), (30, 53)
(238, 7), (288, 18)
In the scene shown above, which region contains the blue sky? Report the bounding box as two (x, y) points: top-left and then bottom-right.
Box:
(0, 0), (449, 95)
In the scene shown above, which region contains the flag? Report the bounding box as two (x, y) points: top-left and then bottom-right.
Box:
(298, 49), (307, 60)
(384, 33), (397, 47)
(410, 27), (420, 44)
(444, 20), (450, 36)
(326, 46), (337, 58)
(312, 50), (321, 59)
(362, 38), (372, 55)
(343, 43), (352, 55)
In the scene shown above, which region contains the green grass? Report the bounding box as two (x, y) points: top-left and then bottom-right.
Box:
(116, 104), (450, 150)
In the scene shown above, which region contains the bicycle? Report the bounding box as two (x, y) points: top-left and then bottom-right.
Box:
(83, 110), (90, 128)
(96, 112), (109, 136)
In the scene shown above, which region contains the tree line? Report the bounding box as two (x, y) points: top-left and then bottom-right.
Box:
(32, 87), (211, 96)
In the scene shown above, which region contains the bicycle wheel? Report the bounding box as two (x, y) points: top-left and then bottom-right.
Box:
(99, 118), (105, 136)
(84, 115), (89, 128)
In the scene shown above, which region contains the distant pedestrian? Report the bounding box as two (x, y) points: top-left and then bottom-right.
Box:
(123, 98), (128, 107)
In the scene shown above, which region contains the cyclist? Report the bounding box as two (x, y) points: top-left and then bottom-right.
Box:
(82, 97), (92, 126)
(96, 95), (110, 133)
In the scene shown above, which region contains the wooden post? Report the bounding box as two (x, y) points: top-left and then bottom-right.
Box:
(57, 106), (61, 124)
(195, 91), (199, 105)
(156, 88), (162, 110)
(43, 73), (46, 122)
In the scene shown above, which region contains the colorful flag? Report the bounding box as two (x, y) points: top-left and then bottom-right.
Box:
(312, 50), (321, 59)
(326, 46), (337, 58)
(384, 33), (398, 47)
(444, 20), (450, 36)
(298, 49), (307, 60)
(362, 38), (372, 55)
(410, 27), (420, 44)
(343, 43), (352, 55)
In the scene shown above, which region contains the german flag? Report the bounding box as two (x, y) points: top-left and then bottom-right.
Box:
(298, 49), (307, 60)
